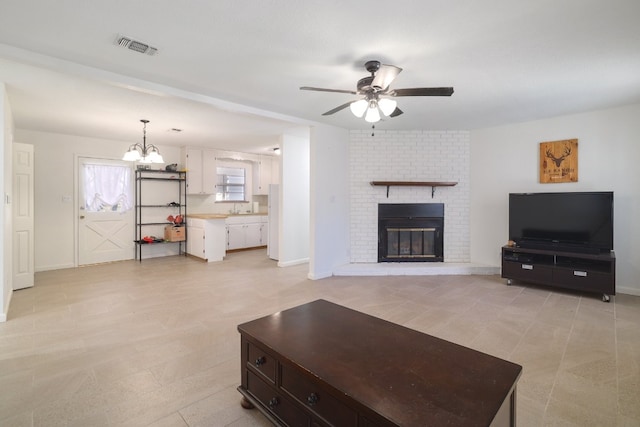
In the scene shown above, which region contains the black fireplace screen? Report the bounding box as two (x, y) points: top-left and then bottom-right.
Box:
(378, 203), (444, 262)
(386, 227), (436, 259)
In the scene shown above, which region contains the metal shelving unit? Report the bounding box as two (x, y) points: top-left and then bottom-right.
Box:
(134, 169), (187, 261)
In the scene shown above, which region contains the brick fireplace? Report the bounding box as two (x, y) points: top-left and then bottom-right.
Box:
(349, 129), (471, 264)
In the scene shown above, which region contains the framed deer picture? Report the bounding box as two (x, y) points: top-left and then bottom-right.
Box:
(539, 139), (578, 183)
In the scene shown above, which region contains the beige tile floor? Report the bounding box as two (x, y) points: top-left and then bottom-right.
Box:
(1, 249), (639, 426)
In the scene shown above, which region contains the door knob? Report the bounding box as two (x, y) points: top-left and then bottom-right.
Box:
(80, 216), (85, 219)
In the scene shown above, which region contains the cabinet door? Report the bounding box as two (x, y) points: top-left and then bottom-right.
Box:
(255, 156), (272, 195)
(187, 227), (205, 259)
(185, 149), (203, 195)
(245, 223), (263, 248)
(227, 224), (245, 250)
(271, 157), (280, 185)
(202, 150), (217, 195)
(260, 223), (268, 245)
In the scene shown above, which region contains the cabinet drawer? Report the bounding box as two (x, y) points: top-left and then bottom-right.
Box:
(553, 268), (614, 294)
(247, 341), (277, 384)
(247, 370), (309, 427)
(502, 260), (553, 283)
(226, 215), (262, 225)
(186, 218), (205, 228)
(281, 364), (357, 427)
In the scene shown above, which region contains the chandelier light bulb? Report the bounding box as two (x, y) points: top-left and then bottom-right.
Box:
(123, 146), (142, 161)
(146, 149), (164, 164)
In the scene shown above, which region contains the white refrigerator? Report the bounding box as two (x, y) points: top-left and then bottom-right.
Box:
(267, 184), (279, 260)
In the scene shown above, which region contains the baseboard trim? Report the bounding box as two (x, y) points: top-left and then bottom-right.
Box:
(333, 262), (500, 276)
(1, 290), (12, 322)
(278, 258), (309, 267)
(616, 286), (640, 297)
(35, 263), (75, 272)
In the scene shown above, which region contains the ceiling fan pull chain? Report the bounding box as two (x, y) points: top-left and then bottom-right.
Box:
(371, 124), (375, 137)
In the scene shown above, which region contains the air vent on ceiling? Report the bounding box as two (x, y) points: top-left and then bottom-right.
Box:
(114, 34), (158, 56)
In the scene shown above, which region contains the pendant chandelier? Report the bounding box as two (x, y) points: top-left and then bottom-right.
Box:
(122, 119), (164, 164)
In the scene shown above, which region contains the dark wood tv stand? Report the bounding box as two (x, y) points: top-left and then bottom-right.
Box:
(501, 245), (615, 302)
(238, 299), (522, 426)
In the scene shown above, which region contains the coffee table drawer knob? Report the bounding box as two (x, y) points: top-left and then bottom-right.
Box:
(268, 397), (279, 408)
(255, 356), (266, 367)
(307, 392), (319, 406)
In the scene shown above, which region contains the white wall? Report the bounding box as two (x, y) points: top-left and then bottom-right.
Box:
(1, 84), (13, 321)
(14, 129), (182, 271)
(278, 131), (310, 267)
(470, 103), (640, 296)
(349, 130), (471, 263)
(308, 124), (350, 279)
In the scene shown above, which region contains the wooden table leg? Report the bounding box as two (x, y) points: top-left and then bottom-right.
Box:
(241, 396), (255, 409)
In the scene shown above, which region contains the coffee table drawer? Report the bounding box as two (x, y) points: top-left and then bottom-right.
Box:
(247, 370), (309, 427)
(247, 341), (276, 383)
(281, 364), (357, 427)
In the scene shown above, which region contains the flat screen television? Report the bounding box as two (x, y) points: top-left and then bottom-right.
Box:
(509, 192), (613, 254)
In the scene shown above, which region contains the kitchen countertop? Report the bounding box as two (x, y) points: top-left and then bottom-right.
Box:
(187, 213), (267, 220)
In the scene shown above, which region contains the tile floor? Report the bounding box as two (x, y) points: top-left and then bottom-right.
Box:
(1, 249), (639, 426)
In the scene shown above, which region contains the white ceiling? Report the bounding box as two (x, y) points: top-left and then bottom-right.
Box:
(1, 1), (639, 154)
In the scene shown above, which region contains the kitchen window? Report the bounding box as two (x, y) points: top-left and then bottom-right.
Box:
(216, 166), (246, 201)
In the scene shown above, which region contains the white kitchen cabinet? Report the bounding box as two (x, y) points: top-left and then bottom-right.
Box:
(253, 155), (280, 195)
(187, 225), (205, 258)
(182, 147), (217, 195)
(260, 216), (268, 246)
(271, 157), (280, 185)
(186, 217), (226, 262)
(227, 223), (245, 250)
(226, 215), (268, 250)
(253, 155), (273, 195)
(245, 222), (262, 247)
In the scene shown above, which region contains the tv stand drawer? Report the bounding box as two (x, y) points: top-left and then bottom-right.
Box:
(502, 260), (553, 283)
(552, 268), (614, 294)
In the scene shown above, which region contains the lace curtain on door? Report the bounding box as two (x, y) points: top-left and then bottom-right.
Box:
(83, 164), (132, 212)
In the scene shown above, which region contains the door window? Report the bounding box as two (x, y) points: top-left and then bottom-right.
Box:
(82, 163), (133, 212)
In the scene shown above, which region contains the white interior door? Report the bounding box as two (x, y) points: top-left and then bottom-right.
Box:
(13, 143), (34, 290)
(78, 157), (134, 265)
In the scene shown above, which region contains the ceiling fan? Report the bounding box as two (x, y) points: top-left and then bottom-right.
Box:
(300, 60), (454, 123)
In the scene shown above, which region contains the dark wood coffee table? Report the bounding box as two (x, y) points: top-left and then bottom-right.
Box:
(238, 299), (522, 426)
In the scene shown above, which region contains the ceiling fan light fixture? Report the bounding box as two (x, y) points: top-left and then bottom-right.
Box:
(378, 98), (397, 116)
(365, 103), (381, 123)
(350, 99), (368, 118)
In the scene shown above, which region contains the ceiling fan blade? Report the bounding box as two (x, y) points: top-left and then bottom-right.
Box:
(322, 101), (353, 116)
(392, 87), (454, 97)
(371, 64), (402, 91)
(389, 107), (404, 118)
(300, 86), (357, 95)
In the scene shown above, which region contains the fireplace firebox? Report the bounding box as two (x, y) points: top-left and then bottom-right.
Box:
(378, 203), (444, 262)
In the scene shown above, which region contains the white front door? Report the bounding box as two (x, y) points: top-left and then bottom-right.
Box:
(13, 143), (34, 290)
(77, 157), (134, 265)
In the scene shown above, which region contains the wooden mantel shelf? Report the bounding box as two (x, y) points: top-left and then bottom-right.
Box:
(370, 181), (458, 198)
